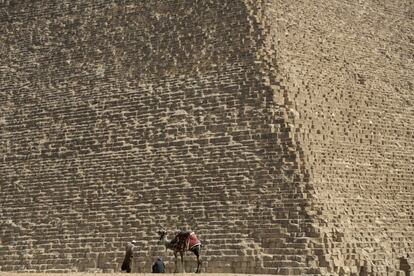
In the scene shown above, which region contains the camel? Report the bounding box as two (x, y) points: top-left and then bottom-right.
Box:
(157, 230), (202, 273)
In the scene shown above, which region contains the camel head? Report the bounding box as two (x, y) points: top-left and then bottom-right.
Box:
(157, 230), (167, 241)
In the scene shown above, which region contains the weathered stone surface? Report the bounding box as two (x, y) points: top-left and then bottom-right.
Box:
(0, 0), (413, 275)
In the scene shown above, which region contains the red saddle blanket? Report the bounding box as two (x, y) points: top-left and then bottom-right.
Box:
(171, 231), (201, 251)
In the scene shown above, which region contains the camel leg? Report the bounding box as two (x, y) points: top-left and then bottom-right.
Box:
(180, 251), (185, 273)
(193, 245), (202, 273)
(196, 254), (202, 273)
(174, 251), (178, 273)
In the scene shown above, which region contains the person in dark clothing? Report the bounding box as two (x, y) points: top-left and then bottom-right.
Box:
(152, 256), (165, 273)
(121, 240), (137, 273)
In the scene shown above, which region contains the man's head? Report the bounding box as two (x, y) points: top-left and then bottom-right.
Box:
(131, 240), (137, 245)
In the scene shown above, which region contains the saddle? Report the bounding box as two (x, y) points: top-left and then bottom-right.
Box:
(170, 231), (201, 251)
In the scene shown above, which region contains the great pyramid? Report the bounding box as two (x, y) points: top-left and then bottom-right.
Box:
(0, 1), (413, 274)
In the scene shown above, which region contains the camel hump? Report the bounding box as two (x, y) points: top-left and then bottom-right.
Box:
(171, 231), (199, 251)
(176, 230), (192, 239)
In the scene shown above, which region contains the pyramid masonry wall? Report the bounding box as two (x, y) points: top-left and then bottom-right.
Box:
(0, 1), (413, 275)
